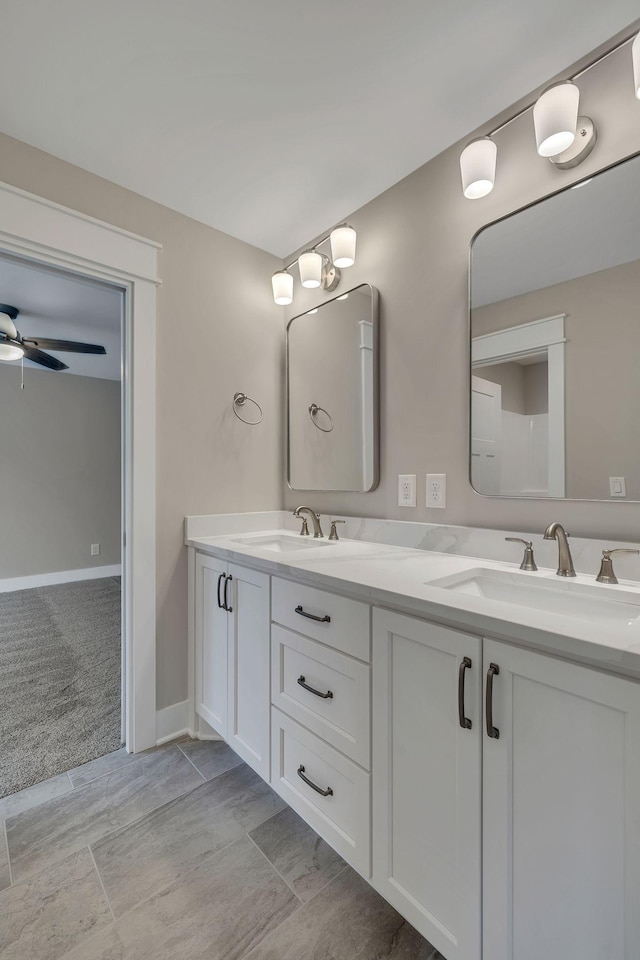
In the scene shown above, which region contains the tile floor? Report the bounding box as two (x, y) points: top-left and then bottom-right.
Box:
(0, 739), (442, 960)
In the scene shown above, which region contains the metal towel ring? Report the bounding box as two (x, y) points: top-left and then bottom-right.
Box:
(309, 402), (334, 433)
(233, 392), (263, 425)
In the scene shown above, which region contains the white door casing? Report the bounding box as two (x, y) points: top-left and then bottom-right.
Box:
(0, 180), (160, 752)
(471, 374), (502, 495)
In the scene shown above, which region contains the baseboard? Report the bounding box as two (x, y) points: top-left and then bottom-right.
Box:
(156, 700), (192, 745)
(0, 564), (122, 594)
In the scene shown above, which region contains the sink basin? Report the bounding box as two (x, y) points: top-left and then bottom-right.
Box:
(228, 533), (332, 553)
(426, 567), (640, 625)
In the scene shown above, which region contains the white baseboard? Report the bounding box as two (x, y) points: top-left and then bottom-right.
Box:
(0, 564), (122, 594)
(156, 699), (192, 745)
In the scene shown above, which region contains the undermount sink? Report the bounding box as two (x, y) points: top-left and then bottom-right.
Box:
(427, 567), (640, 626)
(228, 533), (333, 553)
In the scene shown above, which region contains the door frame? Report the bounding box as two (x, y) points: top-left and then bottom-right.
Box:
(0, 180), (161, 753)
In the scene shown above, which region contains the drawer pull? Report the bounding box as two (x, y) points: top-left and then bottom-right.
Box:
(458, 656), (472, 730)
(486, 663), (500, 739)
(295, 604), (331, 624)
(297, 675), (334, 699)
(297, 764), (333, 796)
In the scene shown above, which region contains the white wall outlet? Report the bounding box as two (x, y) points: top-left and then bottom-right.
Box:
(609, 477), (627, 498)
(426, 473), (446, 508)
(91, 543), (100, 556)
(398, 474), (416, 507)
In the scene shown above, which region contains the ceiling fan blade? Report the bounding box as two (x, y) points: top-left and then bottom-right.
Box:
(22, 337), (106, 355)
(21, 344), (69, 371)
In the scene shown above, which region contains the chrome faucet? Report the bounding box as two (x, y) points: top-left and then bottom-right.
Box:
(293, 505), (324, 538)
(543, 522), (576, 577)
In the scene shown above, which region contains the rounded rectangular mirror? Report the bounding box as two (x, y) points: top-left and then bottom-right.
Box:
(287, 283), (379, 492)
(470, 152), (640, 501)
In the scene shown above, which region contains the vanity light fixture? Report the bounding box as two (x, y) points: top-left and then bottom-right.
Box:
(270, 224), (357, 305)
(460, 137), (497, 199)
(459, 29), (640, 199)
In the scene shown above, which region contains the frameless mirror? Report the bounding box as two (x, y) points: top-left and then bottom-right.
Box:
(470, 152), (640, 500)
(287, 283), (379, 492)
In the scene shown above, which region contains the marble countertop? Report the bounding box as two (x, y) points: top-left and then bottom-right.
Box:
(186, 524), (640, 682)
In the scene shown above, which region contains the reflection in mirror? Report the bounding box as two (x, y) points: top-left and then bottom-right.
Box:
(470, 152), (640, 500)
(287, 284), (378, 492)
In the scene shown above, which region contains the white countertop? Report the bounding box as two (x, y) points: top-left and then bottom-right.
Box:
(186, 526), (640, 681)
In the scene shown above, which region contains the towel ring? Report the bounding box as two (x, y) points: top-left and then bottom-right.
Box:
(309, 403), (334, 433)
(233, 392), (263, 425)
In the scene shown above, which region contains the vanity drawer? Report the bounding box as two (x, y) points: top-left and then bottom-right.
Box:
(271, 625), (370, 767)
(271, 707), (371, 877)
(271, 576), (370, 662)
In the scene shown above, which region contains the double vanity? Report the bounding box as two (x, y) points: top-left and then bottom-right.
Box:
(186, 511), (640, 960)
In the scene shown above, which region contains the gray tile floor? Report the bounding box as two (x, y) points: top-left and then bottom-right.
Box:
(0, 739), (442, 960)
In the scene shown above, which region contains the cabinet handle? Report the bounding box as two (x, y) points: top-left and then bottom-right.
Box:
(486, 663), (500, 739)
(297, 675), (333, 699)
(297, 764), (333, 796)
(295, 605), (331, 624)
(217, 573), (225, 610)
(224, 574), (233, 613)
(458, 657), (472, 730)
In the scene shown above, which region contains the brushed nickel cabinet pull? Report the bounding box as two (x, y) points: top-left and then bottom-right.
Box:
(297, 764), (333, 796)
(295, 605), (331, 623)
(486, 663), (500, 739)
(297, 675), (333, 699)
(458, 657), (472, 730)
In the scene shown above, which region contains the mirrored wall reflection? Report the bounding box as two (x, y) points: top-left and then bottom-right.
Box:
(470, 152), (640, 501)
(287, 284), (378, 492)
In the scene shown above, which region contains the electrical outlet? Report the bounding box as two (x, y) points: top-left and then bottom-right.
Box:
(426, 474), (446, 508)
(398, 474), (416, 507)
(91, 543), (100, 556)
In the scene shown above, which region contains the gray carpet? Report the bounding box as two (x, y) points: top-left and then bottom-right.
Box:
(0, 577), (122, 798)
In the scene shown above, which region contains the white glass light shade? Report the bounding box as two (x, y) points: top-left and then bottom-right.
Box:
(633, 33), (640, 99)
(533, 82), (579, 157)
(298, 250), (323, 288)
(330, 225), (357, 268)
(271, 270), (293, 305)
(460, 138), (497, 199)
(0, 342), (24, 362)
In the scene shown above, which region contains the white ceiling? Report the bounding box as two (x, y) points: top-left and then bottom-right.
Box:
(0, 255), (122, 380)
(0, 2), (638, 257)
(472, 153), (640, 306)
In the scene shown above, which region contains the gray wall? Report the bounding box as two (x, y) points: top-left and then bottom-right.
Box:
(473, 259), (640, 499)
(0, 366), (121, 578)
(282, 28), (640, 540)
(0, 129), (283, 709)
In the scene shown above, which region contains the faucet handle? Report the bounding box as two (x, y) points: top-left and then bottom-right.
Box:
(299, 517), (310, 536)
(596, 548), (640, 585)
(505, 537), (538, 572)
(329, 520), (345, 541)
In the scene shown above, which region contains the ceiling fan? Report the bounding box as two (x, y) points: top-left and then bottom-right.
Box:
(0, 303), (106, 371)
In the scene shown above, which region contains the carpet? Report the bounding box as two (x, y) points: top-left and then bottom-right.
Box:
(0, 577), (122, 798)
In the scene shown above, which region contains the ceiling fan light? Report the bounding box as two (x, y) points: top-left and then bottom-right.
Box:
(330, 225), (357, 268)
(298, 250), (323, 288)
(0, 342), (24, 362)
(460, 137), (497, 199)
(533, 82), (579, 158)
(633, 33), (640, 99)
(271, 270), (293, 305)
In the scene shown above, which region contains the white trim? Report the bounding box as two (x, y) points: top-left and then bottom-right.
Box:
(0, 564), (121, 594)
(0, 179), (160, 754)
(472, 314), (566, 498)
(156, 700), (191, 745)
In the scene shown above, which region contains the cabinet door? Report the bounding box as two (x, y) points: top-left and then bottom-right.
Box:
(372, 609), (482, 960)
(483, 639), (640, 960)
(227, 563), (271, 779)
(194, 552), (228, 737)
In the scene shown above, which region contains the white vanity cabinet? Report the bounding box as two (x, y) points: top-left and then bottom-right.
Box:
(194, 552), (270, 779)
(482, 638), (640, 960)
(372, 608), (483, 960)
(372, 607), (640, 960)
